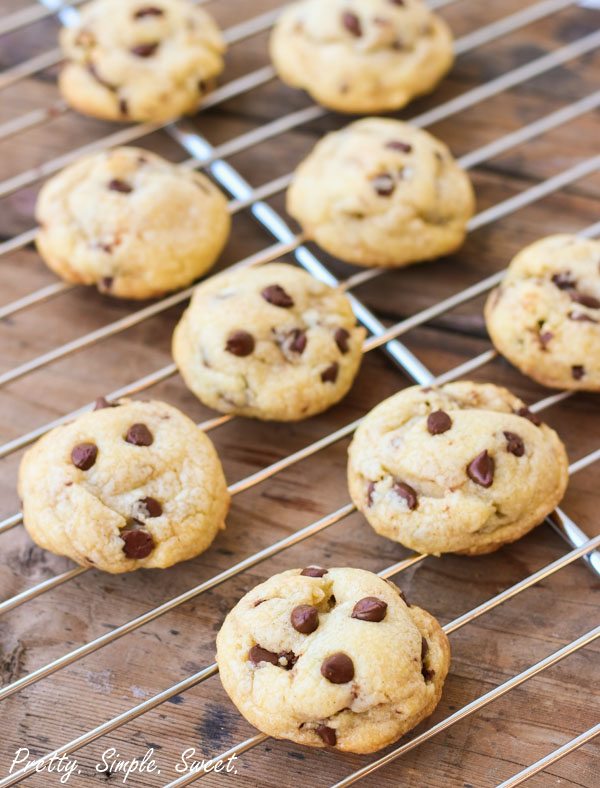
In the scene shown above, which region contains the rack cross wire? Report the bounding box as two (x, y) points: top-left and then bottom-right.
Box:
(0, 0), (599, 786)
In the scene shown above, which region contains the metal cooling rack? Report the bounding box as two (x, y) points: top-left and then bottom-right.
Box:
(0, 0), (599, 785)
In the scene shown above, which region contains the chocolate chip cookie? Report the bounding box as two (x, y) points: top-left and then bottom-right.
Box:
(347, 382), (569, 556)
(172, 263), (366, 421)
(59, 0), (225, 123)
(270, 0), (454, 114)
(216, 567), (450, 754)
(287, 118), (475, 268)
(485, 235), (600, 391)
(18, 399), (229, 573)
(35, 147), (230, 300)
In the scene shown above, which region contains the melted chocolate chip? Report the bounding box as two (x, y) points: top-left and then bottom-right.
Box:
(321, 362), (339, 383)
(119, 98), (129, 116)
(137, 496), (162, 517)
(569, 292), (600, 309)
(279, 651), (298, 669)
(390, 0), (405, 5)
(289, 328), (307, 354)
(130, 42), (159, 57)
(552, 272), (576, 290)
(467, 450), (495, 487)
(516, 406), (542, 426)
(134, 6), (164, 18)
(393, 481), (418, 510)
(226, 330), (255, 357)
(99, 277), (114, 292)
(334, 327), (350, 354)
(291, 604), (319, 634)
(366, 481), (376, 507)
(421, 637), (429, 660)
(261, 284), (294, 308)
(569, 311), (598, 323)
(125, 423), (154, 446)
(539, 330), (554, 348)
(301, 566), (328, 578)
(71, 442), (97, 470)
(108, 179), (132, 193)
(385, 140), (412, 153)
(321, 653), (354, 684)
(342, 11), (362, 36)
(122, 527), (154, 558)
(427, 410), (452, 435)
(248, 645), (279, 667)
(371, 173), (395, 196)
(504, 431), (524, 457)
(315, 725), (337, 746)
(351, 597), (387, 622)
(572, 365), (585, 380)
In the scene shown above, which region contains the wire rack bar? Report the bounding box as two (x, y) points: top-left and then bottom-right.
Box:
(3, 527), (598, 788)
(496, 722), (600, 788)
(0, 0), (84, 37)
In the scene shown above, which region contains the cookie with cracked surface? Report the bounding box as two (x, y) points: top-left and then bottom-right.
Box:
(59, 0), (225, 123)
(347, 382), (568, 556)
(485, 235), (600, 391)
(35, 147), (230, 300)
(270, 0), (454, 114)
(216, 567), (450, 754)
(287, 118), (475, 268)
(18, 398), (229, 573)
(172, 263), (366, 421)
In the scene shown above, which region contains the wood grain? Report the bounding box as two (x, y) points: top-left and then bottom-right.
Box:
(0, 1), (599, 786)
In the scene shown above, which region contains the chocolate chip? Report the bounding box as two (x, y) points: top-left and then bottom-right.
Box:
(467, 450), (495, 487)
(351, 597), (387, 622)
(504, 431), (524, 457)
(137, 496), (162, 517)
(393, 481), (418, 510)
(321, 653), (354, 684)
(552, 272), (576, 290)
(539, 330), (554, 348)
(390, 0), (405, 5)
(569, 311), (598, 323)
(385, 141), (412, 153)
(291, 605), (319, 634)
(342, 11), (362, 36)
(421, 637), (434, 681)
(371, 174), (395, 196)
(130, 42), (159, 57)
(315, 725), (337, 746)
(108, 179), (132, 193)
(516, 406), (542, 426)
(569, 292), (600, 309)
(366, 481), (376, 507)
(278, 651), (298, 669)
(99, 277), (114, 291)
(119, 98), (129, 116)
(125, 423), (153, 446)
(572, 365), (585, 380)
(122, 527), (154, 558)
(427, 410), (452, 435)
(422, 666), (435, 681)
(289, 329), (307, 354)
(301, 566), (327, 577)
(321, 362), (339, 383)
(134, 6), (164, 18)
(421, 637), (429, 660)
(248, 645), (279, 667)
(94, 397), (115, 410)
(226, 330), (255, 357)
(261, 284), (294, 308)
(334, 328), (350, 354)
(71, 442), (97, 470)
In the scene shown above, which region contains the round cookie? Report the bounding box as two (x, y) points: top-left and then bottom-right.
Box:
(35, 147), (230, 300)
(347, 382), (568, 556)
(18, 398), (229, 573)
(216, 567), (450, 754)
(270, 0), (454, 114)
(485, 235), (600, 391)
(59, 0), (225, 123)
(287, 118), (475, 268)
(172, 263), (366, 421)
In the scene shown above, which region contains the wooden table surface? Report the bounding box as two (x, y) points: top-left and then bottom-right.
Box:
(0, 1), (599, 786)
